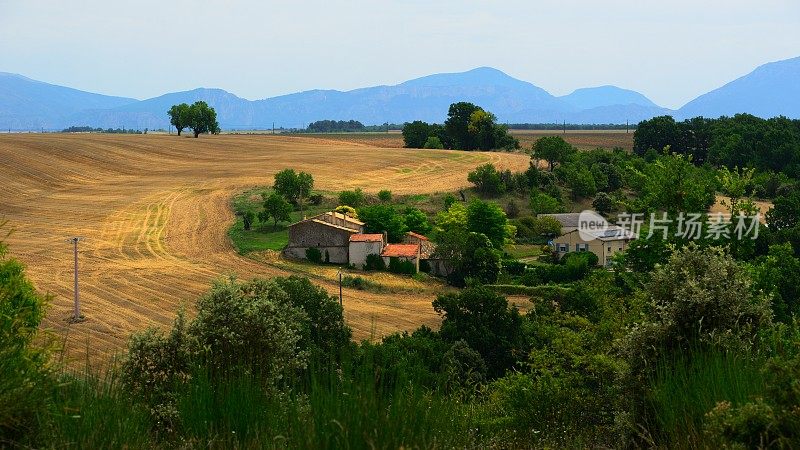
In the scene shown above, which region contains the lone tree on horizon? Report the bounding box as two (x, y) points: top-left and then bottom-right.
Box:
(168, 101), (220, 137)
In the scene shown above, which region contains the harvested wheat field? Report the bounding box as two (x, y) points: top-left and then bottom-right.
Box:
(0, 133), (529, 363)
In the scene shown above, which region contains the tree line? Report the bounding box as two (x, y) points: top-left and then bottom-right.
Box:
(634, 114), (800, 178)
(167, 101), (220, 137)
(402, 102), (520, 151)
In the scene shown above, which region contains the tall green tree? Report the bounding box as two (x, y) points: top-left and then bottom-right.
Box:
(187, 101), (220, 138)
(532, 136), (576, 171)
(357, 204), (407, 242)
(273, 169), (314, 205)
(259, 193), (293, 229)
(445, 102), (482, 150)
(466, 199), (511, 249)
(167, 103), (191, 136)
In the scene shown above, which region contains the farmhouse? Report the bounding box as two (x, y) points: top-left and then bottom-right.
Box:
(542, 212), (636, 266)
(283, 212), (365, 264)
(286, 211), (441, 272)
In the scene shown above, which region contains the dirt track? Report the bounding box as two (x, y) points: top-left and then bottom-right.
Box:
(0, 133), (530, 362)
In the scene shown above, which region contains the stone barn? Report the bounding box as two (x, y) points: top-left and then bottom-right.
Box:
(283, 212), (365, 264)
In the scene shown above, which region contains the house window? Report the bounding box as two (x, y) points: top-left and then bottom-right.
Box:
(557, 243), (568, 252)
(576, 243), (588, 252)
(607, 246), (612, 252)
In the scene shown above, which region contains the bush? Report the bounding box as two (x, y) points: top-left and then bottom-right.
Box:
(338, 188), (365, 207)
(242, 210), (255, 230)
(530, 191), (562, 214)
(377, 190), (392, 202)
(0, 237), (53, 440)
(364, 254), (386, 271)
(468, 163), (506, 196)
(505, 200), (520, 219)
(388, 257), (416, 275)
(306, 247), (322, 263)
(423, 136), (444, 149)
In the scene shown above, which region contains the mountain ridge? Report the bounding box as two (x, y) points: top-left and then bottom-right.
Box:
(1, 57), (797, 130)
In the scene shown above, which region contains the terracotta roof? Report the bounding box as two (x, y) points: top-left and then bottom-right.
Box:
(349, 233), (384, 243)
(381, 244), (420, 258)
(405, 231), (429, 241)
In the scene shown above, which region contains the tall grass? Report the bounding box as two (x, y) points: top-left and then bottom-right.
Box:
(647, 347), (768, 448)
(22, 355), (476, 448)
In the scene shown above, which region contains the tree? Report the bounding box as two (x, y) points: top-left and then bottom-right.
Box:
(717, 166), (755, 215)
(632, 115), (680, 156)
(592, 192), (615, 216)
(467, 199), (511, 249)
(433, 286), (524, 377)
(273, 169), (314, 205)
(565, 166), (597, 199)
(260, 193), (293, 229)
(423, 136), (444, 149)
(633, 153), (716, 215)
(167, 103), (191, 136)
(402, 121), (433, 148)
(338, 188), (365, 207)
(403, 206), (431, 235)
(242, 210), (255, 230)
(532, 136), (576, 171)
(753, 243), (800, 322)
(766, 188), (800, 231)
(467, 163), (506, 196)
(530, 191), (562, 214)
(357, 204), (407, 242)
(186, 101), (220, 138)
(445, 102), (482, 150)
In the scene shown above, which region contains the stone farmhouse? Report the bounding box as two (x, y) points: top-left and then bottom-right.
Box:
(284, 211), (442, 272)
(540, 212), (636, 266)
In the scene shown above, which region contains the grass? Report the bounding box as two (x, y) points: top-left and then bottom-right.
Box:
(647, 348), (768, 448)
(504, 243), (543, 260)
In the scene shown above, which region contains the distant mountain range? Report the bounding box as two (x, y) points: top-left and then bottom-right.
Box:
(1, 56), (798, 130)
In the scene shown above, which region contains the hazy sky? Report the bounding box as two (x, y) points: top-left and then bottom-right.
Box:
(1, 0), (798, 108)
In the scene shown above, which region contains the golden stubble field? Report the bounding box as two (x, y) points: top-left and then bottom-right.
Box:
(0, 133), (530, 363)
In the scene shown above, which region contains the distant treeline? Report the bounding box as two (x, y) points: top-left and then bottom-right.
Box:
(508, 123), (636, 130)
(296, 120), (403, 133)
(634, 114), (800, 177)
(61, 126), (148, 134)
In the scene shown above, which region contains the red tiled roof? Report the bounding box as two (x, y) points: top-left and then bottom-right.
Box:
(349, 233), (384, 243)
(405, 231), (429, 241)
(381, 244), (420, 258)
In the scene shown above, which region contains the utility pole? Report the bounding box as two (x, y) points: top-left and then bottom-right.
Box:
(66, 237), (85, 322)
(338, 271), (343, 306)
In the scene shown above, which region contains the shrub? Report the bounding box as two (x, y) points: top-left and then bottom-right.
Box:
(333, 205), (358, 218)
(423, 136), (444, 149)
(305, 247), (322, 263)
(338, 188), (365, 207)
(242, 210), (255, 230)
(377, 190), (392, 202)
(364, 254), (386, 271)
(467, 163), (505, 196)
(388, 257), (416, 275)
(530, 191), (562, 214)
(505, 200), (520, 219)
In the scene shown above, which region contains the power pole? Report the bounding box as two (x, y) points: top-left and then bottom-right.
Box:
(338, 271), (343, 306)
(66, 237), (85, 322)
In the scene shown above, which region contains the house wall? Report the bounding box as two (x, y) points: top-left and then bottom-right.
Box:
(552, 231), (631, 266)
(349, 240), (384, 269)
(285, 220), (355, 264)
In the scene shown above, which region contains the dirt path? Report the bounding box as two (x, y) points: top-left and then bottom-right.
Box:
(0, 133), (530, 363)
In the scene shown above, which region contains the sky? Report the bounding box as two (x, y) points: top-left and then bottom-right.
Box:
(1, 0), (798, 109)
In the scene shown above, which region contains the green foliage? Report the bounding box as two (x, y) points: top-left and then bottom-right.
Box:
(401, 206), (430, 235)
(631, 152), (716, 214)
(565, 165), (597, 199)
(402, 120), (436, 148)
(0, 237), (52, 441)
(592, 192), (615, 215)
(185, 101), (220, 137)
(167, 103), (191, 136)
(434, 286), (524, 378)
(306, 119), (365, 132)
(337, 188), (365, 207)
(466, 198), (510, 249)
(364, 253), (386, 271)
(530, 190), (562, 214)
(259, 192), (292, 229)
(434, 229), (501, 286)
(753, 243), (800, 322)
(423, 136), (444, 149)
(241, 210), (255, 230)
(377, 189), (392, 202)
(357, 204), (407, 242)
(388, 257), (416, 275)
(305, 247), (322, 263)
(333, 204), (357, 218)
(273, 168), (314, 205)
(532, 136), (576, 171)
(467, 163), (506, 196)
